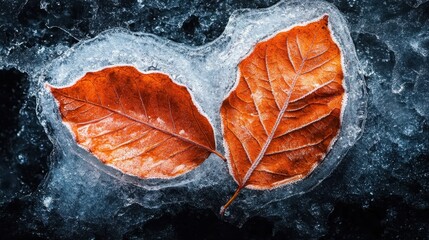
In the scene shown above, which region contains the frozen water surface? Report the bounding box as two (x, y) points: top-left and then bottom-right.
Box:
(1, 0), (428, 239)
(37, 0), (365, 222)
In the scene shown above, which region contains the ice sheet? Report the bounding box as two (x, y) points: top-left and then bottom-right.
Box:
(35, 0), (366, 225)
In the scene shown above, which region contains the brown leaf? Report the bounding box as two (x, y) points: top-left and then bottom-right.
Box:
(220, 16), (345, 213)
(48, 66), (224, 179)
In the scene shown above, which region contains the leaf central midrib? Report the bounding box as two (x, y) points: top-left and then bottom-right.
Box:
(55, 91), (215, 155)
(240, 35), (317, 187)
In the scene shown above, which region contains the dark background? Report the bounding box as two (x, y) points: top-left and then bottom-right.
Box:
(1, 0), (428, 239)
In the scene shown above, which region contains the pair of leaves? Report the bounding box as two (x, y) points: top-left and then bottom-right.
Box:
(48, 16), (344, 213)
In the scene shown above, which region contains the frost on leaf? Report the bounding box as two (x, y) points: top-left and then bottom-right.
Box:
(48, 66), (222, 179)
(220, 16), (345, 213)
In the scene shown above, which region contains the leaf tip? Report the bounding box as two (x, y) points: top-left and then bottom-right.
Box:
(44, 82), (52, 91)
(321, 14), (329, 26)
(44, 83), (60, 94)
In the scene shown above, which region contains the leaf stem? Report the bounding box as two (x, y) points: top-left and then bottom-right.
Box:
(220, 186), (243, 216)
(213, 150), (226, 161)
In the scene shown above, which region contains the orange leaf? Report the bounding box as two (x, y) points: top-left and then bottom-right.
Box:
(48, 66), (224, 179)
(220, 16), (345, 213)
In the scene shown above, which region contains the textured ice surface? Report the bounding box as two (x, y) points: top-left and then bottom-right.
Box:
(36, 0), (365, 224)
(0, 69), (52, 205)
(1, 0), (428, 238)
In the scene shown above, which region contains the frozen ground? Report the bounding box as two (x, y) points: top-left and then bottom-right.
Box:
(1, 0), (428, 239)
